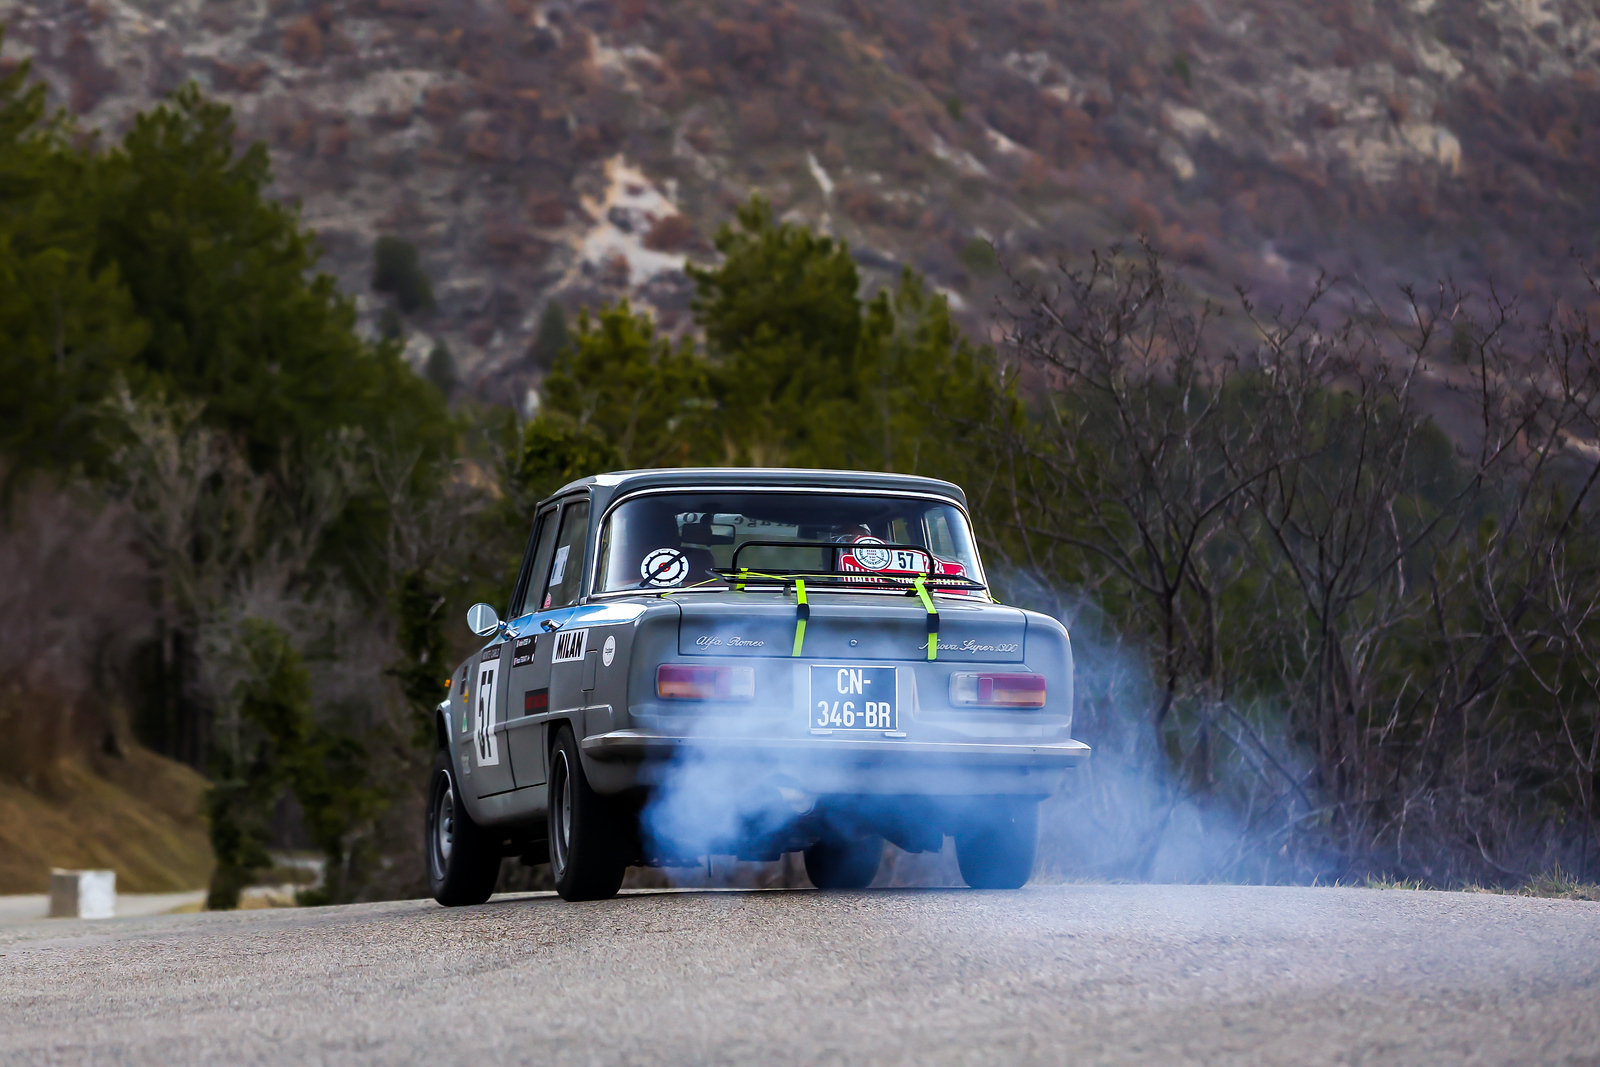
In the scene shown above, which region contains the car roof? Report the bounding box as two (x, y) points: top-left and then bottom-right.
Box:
(543, 467), (970, 517)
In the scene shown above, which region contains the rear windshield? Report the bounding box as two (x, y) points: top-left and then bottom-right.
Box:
(595, 491), (984, 593)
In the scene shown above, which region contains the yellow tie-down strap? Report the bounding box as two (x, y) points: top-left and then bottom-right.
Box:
(791, 579), (808, 657)
(913, 575), (938, 660)
(720, 569), (937, 661)
(713, 569), (808, 655)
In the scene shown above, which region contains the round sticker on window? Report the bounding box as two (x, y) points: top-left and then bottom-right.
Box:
(850, 536), (890, 571)
(640, 547), (689, 586)
(602, 635), (616, 666)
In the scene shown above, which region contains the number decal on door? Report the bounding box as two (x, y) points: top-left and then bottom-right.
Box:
(474, 655), (501, 767)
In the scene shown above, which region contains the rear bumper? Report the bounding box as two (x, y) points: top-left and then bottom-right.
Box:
(578, 730), (1090, 797)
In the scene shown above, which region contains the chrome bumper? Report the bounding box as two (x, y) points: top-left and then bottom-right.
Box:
(582, 729), (1090, 765)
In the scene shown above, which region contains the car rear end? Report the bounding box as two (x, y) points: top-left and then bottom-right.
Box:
(579, 589), (1083, 865)
(573, 476), (1088, 885)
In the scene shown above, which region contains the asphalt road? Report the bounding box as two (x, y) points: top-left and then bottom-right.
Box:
(0, 891), (206, 924)
(1, 885), (1597, 1066)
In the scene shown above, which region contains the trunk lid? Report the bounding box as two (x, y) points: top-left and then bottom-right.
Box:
(675, 591), (1026, 663)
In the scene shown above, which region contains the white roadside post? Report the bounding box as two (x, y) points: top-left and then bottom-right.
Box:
(48, 869), (116, 919)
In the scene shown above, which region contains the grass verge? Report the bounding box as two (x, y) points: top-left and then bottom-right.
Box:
(1357, 867), (1599, 901)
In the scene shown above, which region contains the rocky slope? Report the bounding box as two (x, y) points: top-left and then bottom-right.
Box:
(3, 0), (1597, 408)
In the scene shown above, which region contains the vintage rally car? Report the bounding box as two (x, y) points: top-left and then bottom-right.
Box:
(426, 467), (1089, 903)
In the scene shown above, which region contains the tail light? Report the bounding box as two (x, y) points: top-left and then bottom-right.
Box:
(657, 664), (755, 701)
(949, 672), (1046, 708)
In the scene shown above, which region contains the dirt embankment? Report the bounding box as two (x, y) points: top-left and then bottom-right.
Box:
(0, 481), (213, 894)
(0, 740), (213, 895)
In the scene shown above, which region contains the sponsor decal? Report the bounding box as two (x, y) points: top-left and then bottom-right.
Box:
(524, 688), (549, 714)
(602, 635), (617, 666)
(640, 547), (689, 586)
(836, 536), (969, 583)
(553, 627), (589, 663)
(512, 635), (535, 667)
(848, 537), (894, 571)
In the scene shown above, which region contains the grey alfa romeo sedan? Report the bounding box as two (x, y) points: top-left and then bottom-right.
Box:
(426, 468), (1088, 903)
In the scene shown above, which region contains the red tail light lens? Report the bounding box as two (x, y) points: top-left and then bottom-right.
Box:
(949, 672), (1047, 708)
(657, 664), (755, 701)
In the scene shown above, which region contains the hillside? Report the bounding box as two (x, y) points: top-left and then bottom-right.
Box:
(2, 0), (1596, 409)
(0, 743), (213, 894)
(0, 480), (213, 895)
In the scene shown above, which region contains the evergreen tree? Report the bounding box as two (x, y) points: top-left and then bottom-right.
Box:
(512, 418), (622, 506)
(84, 85), (447, 470)
(0, 44), (146, 475)
(372, 235), (434, 315)
(527, 300), (569, 370)
(424, 342), (457, 398)
(872, 268), (1008, 480)
(687, 197), (886, 466)
(683, 195), (1004, 474)
(541, 302), (712, 468)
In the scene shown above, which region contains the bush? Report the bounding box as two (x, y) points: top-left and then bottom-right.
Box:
(424, 342), (457, 397)
(527, 300), (569, 370)
(372, 235), (435, 314)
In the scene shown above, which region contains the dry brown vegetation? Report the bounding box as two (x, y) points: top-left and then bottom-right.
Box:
(0, 477), (212, 892)
(978, 245), (1600, 886)
(10, 0), (1598, 406)
(0, 748), (212, 894)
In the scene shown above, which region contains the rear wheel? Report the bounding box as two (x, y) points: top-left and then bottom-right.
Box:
(955, 799), (1039, 889)
(549, 725), (628, 901)
(426, 749), (501, 906)
(804, 834), (883, 890)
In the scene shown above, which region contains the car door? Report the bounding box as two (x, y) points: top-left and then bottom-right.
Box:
(468, 502), (561, 801)
(539, 497), (596, 725)
(504, 495), (591, 791)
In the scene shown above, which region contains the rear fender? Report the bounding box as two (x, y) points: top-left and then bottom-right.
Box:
(1021, 609), (1074, 734)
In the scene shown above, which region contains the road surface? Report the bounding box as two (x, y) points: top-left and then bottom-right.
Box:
(1, 885), (1597, 1065)
(0, 891), (206, 925)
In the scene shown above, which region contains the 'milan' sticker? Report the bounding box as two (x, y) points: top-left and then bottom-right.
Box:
(552, 628), (589, 663)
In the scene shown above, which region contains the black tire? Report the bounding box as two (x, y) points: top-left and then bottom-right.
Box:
(803, 834), (883, 890)
(426, 749), (501, 906)
(955, 799), (1039, 889)
(549, 725), (628, 902)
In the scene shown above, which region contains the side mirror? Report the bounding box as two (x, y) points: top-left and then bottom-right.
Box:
(466, 603), (501, 637)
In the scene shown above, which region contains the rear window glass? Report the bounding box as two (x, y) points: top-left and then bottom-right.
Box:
(595, 491), (984, 593)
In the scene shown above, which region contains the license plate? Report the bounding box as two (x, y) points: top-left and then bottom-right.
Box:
(810, 665), (898, 732)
